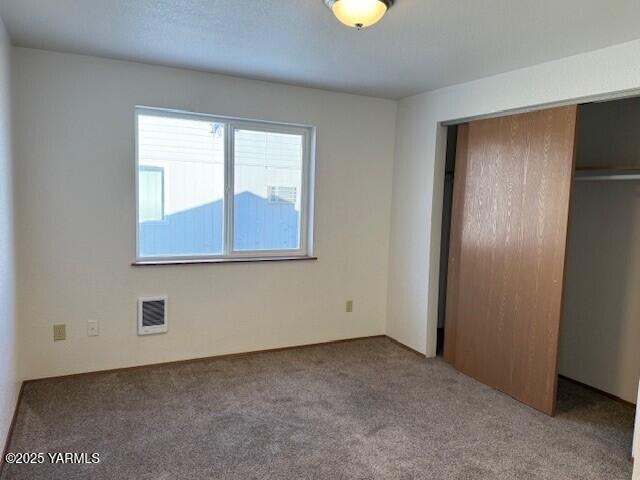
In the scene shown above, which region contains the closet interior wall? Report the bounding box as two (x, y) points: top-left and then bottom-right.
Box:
(559, 97), (640, 404)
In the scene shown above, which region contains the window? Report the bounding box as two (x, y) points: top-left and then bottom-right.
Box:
(139, 166), (164, 222)
(267, 186), (297, 205)
(135, 107), (314, 261)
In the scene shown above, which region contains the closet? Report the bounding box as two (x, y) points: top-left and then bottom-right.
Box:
(560, 97), (640, 406)
(438, 98), (640, 415)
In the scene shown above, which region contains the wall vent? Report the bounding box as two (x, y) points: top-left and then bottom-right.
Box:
(138, 296), (168, 335)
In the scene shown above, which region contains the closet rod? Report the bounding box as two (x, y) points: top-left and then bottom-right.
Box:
(575, 174), (640, 182)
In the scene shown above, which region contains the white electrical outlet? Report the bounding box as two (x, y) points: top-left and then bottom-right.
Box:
(87, 320), (99, 337)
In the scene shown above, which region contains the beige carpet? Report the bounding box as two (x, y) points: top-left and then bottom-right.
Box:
(1, 337), (634, 479)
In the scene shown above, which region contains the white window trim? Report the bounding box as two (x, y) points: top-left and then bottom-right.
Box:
(134, 106), (316, 264)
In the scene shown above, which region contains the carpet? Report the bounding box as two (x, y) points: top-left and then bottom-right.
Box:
(1, 337), (634, 479)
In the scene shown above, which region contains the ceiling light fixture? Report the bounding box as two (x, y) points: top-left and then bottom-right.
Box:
(324, 0), (394, 30)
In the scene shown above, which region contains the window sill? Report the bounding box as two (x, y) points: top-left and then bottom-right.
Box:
(132, 256), (318, 266)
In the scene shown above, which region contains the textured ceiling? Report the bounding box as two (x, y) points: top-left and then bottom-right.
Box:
(1, 0), (639, 99)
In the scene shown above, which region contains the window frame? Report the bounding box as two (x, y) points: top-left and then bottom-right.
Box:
(134, 106), (316, 263)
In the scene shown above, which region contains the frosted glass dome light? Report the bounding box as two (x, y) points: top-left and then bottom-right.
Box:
(324, 0), (394, 30)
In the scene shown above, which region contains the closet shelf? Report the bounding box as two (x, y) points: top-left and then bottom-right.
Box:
(575, 166), (640, 181)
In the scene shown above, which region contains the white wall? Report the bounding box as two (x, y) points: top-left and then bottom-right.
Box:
(387, 39), (640, 356)
(559, 99), (640, 403)
(12, 48), (397, 380)
(0, 16), (18, 448)
(560, 180), (640, 403)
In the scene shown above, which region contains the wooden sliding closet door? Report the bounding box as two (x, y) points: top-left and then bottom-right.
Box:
(443, 106), (577, 415)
